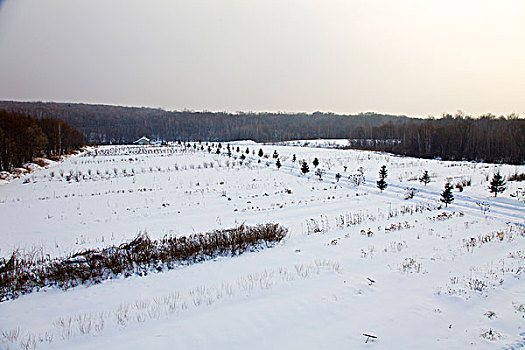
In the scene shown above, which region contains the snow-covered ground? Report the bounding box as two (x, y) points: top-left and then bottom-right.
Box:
(276, 139), (353, 148)
(1, 142), (524, 349)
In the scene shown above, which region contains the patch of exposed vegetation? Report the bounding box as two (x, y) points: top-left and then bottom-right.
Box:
(0, 223), (287, 302)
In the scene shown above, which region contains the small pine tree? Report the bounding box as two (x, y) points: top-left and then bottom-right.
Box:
(489, 171), (506, 197)
(379, 165), (388, 179)
(376, 165), (388, 192)
(276, 158), (281, 169)
(440, 182), (454, 207)
(292, 154), (296, 163)
(313, 157), (319, 168)
(301, 161), (309, 175)
(246, 147), (250, 154)
(419, 170), (431, 186)
(377, 178), (387, 192)
(258, 149), (264, 157)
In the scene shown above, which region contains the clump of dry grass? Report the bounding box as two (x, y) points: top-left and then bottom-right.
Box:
(0, 223), (287, 302)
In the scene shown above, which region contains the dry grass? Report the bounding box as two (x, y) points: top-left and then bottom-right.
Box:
(0, 223), (287, 302)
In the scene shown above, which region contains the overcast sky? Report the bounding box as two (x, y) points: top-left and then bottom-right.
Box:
(0, 0), (523, 117)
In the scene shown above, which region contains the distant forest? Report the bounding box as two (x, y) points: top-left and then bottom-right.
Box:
(0, 101), (523, 164)
(0, 110), (84, 171)
(347, 114), (524, 164)
(0, 101), (408, 143)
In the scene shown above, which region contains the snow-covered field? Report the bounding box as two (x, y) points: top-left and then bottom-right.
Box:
(1, 142), (524, 349)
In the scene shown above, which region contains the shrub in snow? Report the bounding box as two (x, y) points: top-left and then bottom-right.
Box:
(404, 188), (417, 200)
(508, 172), (525, 182)
(0, 223), (287, 302)
(315, 168), (323, 180)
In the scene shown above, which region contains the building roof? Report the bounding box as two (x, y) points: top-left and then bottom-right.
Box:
(134, 136), (150, 144)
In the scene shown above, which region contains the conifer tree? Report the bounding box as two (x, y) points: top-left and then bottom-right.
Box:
(419, 170), (431, 186)
(489, 171), (506, 197)
(313, 157), (319, 168)
(292, 154), (296, 163)
(258, 149), (264, 157)
(301, 161), (309, 175)
(276, 158), (281, 169)
(440, 182), (454, 207)
(376, 165), (388, 192)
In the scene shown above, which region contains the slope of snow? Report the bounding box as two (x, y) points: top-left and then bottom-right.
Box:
(0, 143), (524, 349)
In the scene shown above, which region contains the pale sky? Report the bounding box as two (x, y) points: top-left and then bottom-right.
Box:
(0, 0), (524, 117)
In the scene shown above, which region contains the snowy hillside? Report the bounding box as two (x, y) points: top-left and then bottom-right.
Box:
(0, 142), (524, 349)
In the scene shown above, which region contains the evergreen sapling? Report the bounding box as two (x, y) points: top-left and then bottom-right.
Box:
(489, 172), (506, 197)
(419, 170), (431, 186)
(301, 161), (309, 175)
(440, 182), (454, 207)
(376, 165), (388, 192)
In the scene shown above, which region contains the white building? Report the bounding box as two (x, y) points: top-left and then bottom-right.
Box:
(133, 137), (151, 145)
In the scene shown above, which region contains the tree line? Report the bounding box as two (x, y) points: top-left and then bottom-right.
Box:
(0, 101), (408, 143)
(347, 113), (524, 164)
(0, 110), (85, 171)
(0, 101), (523, 164)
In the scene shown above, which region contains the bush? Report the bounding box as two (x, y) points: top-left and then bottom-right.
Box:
(0, 223), (287, 302)
(508, 172), (525, 182)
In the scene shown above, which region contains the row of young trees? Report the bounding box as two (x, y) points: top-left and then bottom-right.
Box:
(185, 142), (517, 205)
(197, 142), (514, 201)
(0, 110), (85, 171)
(372, 165), (507, 207)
